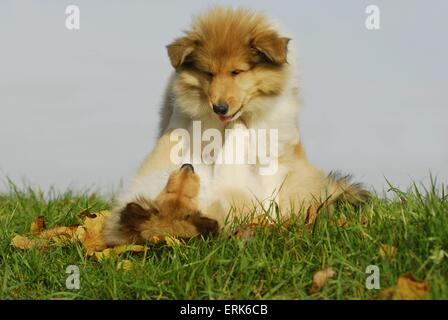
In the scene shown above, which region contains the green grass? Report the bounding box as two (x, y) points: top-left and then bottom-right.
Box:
(0, 181), (447, 300)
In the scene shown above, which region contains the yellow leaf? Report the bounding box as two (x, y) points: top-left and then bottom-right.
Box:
(10, 235), (48, 250)
(93, 244), (147, 262)
(377, 273), (430, 300)
(309, 267), (336, 294)
(393, 274), (430, 300)
(379, 244), (398, 258)
(336, 217), (348, 227)
(149, 235), (165, 244)
(233, 214), (278, 240)
(376, 287), (394, 300)
(305, 206), (318, 226)
(117, 260), (134, 271)
(79, 211), (111, 255)
(249, 215), (271, 226)
(234, 224), (256, 240)
(165, 235), (183, 247)
(114, 244), (146, 255)
(360, 215), (369, 226)
(12, 210), (147, 262)
(30, 216), (46, 234)
(39, 225), (79, 243)
(78, 210), (97, 220)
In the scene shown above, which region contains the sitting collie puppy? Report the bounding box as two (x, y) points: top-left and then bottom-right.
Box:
(104, 7), (367, 245)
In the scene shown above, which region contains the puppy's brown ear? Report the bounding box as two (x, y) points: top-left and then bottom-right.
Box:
(251, 32), (290, 65)
(166, 37), (196, 68)
(119, 200), (157, 231)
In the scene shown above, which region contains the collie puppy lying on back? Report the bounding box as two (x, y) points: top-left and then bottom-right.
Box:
(104, 7), (367, 245)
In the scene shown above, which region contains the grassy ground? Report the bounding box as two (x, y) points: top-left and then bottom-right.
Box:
(0, 182), (447, 299)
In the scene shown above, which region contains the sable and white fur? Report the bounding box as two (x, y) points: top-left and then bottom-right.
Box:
(104, 7), (366, 245)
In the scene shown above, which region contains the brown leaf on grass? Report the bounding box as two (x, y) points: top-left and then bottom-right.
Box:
(12, 224), (81, 249)
(78, 209), (97, 220)
(377, 273), (430, 300)
(117, 260), (134, 271)
(39, 226), (79, 240)
(10, 235), (48, 250)
(234, 224), (257, 240)
(145, 235), (184, 246)
(280, 220), (292, 229)
(250, 215), (272, 226)
(12, 210), (162, 262)
(379, 244), (398, 258)
(376, 287), (395, 300)
(394, 274), (430, 300)
(77, 211), (111, 255)
(336, 217), (348, 227)
(309, 267), (336, 294)
(11, 211), (111, 254)
(30, 216), (46, 234)
(233, 215), (271, 241)
(233, 214), (287, 240)
(148, 235), (165, 244)
(305, 206), (318, 225)
(164, 235), (184, 247)
(360, 215), (369, 226)
(93, 244), (148, 262)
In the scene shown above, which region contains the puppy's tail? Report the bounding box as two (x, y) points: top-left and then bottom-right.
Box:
(324, 171), (370, 208)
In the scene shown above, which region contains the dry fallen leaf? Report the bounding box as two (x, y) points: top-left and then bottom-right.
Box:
(93, 244), (147, 262)
(78, 209), (97, 220)
(377, 273), (430, 300)
(164, 235), (183, 247)
(11, 235), (48, 250)
(30, 216), (46, 234)
(38, 226), (76, 239)
(78, 211), (111, 255)
(309, 267), (336, 294)
(379, 244), (398, 258)
(394, 274), (430, 300)
(11, 215), (79, 249)
(234, 224), (257, 240)
(233, 214), (287, 240)
(147, 235), (184, 246)
(376, 287), (395, 300)
(360, 215), (369, 226)
(117, 260), (134, 272)
(305, 206), (319, 225)
(149, 235), (165, 244)
(281, 220), (292, 229)
(250, 215), (272, 226)
(13, 210), (171, 262)
(336, 217), (348, 227)
(11, 212), (110, 253)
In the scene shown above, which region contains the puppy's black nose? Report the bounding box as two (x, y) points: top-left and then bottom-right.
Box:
(181, 163), (194, 173)
(212, 103), (229, 115)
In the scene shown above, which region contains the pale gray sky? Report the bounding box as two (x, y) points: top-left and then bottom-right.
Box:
(0, 0), (447, 194)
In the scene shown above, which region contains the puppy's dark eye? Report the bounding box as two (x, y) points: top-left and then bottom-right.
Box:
(231, 70), (242, 76)
(204, 71), (214, 78)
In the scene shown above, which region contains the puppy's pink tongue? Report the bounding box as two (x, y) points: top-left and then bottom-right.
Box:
(219, 116), (232, 123)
